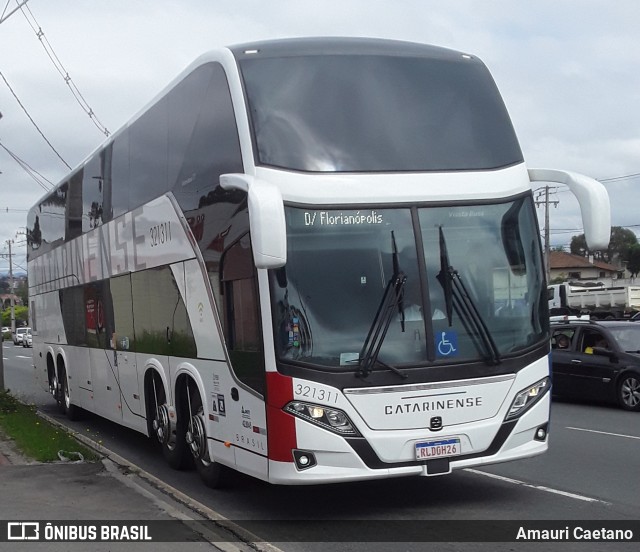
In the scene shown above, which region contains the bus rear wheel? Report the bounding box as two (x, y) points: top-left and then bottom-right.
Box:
(59, 365), (81, 421)
(186, 386), (226, 488)
(148, 373), (191, 469)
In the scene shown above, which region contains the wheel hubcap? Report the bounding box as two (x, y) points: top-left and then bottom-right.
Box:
(186, 411), (207, 462)
(621, 377), (640, 408)
(152, 404), (171, 444)
(64, 380), (71, 408)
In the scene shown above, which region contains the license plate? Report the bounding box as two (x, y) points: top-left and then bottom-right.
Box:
(415, 438), (461, 460)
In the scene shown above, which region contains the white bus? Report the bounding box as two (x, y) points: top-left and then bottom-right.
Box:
(27, 38), (610, 487)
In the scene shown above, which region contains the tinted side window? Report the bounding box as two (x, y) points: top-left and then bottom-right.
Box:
(130, 98), (169, 209)
(131, 266), (196, 358)
(66, 171), (83, 241)
(110, 130), (130, 219)
(82, 154), (106, 233)
(59, 281), (114, 348)
(170, 62), (243, 212)
(37, 183), (68, 257)
(221, 235), (265, 395)
(60, 286), (86, 346)
(27, 208), (42, 257)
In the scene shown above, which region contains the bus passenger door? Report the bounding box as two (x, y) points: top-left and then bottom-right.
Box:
(220, 236), (268, 480)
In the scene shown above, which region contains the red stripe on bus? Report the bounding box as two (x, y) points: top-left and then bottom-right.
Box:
(266, 371), (296, 462)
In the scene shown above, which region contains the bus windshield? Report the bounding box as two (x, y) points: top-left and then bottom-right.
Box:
(271, 196), (547, 370)
(239, 53), (522, 172)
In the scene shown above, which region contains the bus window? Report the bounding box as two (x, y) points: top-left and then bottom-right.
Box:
(131, 267), (196, 358)
(221, 235), (265, 395)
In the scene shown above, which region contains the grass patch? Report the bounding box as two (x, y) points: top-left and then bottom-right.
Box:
(0, 390), (99, 463)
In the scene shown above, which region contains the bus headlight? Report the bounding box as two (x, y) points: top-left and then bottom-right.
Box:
(284, 401), (361, 437)
(505, 377), (550, 420)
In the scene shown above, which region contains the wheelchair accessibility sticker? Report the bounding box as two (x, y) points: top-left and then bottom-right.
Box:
(436, 331), (458, 357)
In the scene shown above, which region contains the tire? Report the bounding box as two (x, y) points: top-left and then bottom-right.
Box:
(52, 371), (64, 413)
(187, 385), (227, 488)
(161, 409), (192, 469)
(147, 373), (192, 470)
(617, 372), (640, 411)
(60, 366), (82, 421)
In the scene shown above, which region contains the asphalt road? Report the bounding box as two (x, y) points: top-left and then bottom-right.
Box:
(2, 341), (639, 551)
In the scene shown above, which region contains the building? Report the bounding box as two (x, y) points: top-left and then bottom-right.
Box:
(0, 293), (22, 310)
(549, 251), (621, 284)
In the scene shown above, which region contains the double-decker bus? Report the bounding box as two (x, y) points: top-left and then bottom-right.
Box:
(27, 38), (610, 487)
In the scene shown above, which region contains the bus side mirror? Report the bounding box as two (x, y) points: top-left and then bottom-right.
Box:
(220, 174), (287, 269)
(528, 168), (610, 250)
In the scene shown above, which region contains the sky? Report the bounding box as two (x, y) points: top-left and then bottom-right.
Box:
(1, 0), (639, 273)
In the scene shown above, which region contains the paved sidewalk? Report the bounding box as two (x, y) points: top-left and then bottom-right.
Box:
(0, 431), (260, 552)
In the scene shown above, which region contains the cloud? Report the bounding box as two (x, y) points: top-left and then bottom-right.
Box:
(1, 0), (639, 268)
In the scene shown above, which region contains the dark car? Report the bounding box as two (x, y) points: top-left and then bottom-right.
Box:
(551, 320), (640, 411)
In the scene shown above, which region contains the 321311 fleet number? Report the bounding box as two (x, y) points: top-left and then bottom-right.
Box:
(149, 222), (172, 247)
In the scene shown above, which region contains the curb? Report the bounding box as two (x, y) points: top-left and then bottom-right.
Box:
(37, 411), (284, 552)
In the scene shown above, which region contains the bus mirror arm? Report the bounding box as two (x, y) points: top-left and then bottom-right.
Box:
(220, 174), (287, 269)
(528, 168), (611, 250)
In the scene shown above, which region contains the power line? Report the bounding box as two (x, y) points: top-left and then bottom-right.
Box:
(0, 70), (71, 170)
(18, 1), (110, 137)
(0, 0), (27, 24)
(0, 139), (53, 191)
(598, 172), (640, 183)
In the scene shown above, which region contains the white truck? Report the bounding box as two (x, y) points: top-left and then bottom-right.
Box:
(548, 282), (640, 319)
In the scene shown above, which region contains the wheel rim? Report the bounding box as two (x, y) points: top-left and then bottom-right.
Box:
(186, 407), (210, 465)
(621, 377), (640, 408)
(152, 404), (171, 445)
(51, 374), (58, 398)
(64, 377), (71, 409)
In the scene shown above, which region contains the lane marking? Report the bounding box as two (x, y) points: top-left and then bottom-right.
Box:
(566, 426), (640, 441)
(465, 468), (610, 505)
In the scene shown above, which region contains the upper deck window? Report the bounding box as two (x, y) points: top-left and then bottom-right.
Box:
(239, 53), (523, 172)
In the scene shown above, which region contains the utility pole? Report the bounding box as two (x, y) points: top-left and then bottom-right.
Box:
(534, 186), (559, 282)
(8, 240), (15, 336)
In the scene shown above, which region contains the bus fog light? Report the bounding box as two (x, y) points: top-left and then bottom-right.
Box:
(506, 377), (550, 420)
(284, 401), (361, 437)
(535, 425), (548, 441)
(292, 449), (317, 470)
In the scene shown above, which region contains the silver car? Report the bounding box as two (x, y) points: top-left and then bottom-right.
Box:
(23, 330), (33, 348)
(13, 327), (30, 345)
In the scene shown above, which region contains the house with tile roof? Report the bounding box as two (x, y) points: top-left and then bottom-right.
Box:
(549, 251), (622, 284)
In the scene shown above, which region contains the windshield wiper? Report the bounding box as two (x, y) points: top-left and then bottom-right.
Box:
(437, 226), (501, 365)
(358, 232), (408, 379)
(437, 226), (454, 325)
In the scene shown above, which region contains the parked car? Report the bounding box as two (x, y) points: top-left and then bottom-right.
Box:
(13, 327), (30, 345)
(23, 330), (32, 348)
(551, 320), (640, 411)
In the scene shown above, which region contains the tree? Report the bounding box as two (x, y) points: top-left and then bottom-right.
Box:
(570, 226), (638, 264)
(627, 244), (640, 278)
(1, 306), (29, 327)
